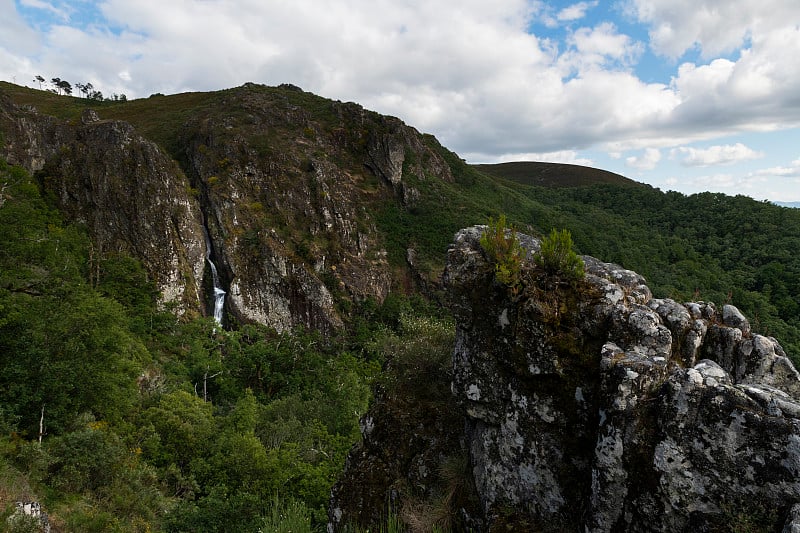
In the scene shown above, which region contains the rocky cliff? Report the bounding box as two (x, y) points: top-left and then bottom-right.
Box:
(0, 84), (454, 331)
(0, 99), (207, 313)
(330, 226), (800, 532)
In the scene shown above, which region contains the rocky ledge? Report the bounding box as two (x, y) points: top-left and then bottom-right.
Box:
(331, 226), (800, 532)
(447, 226), (800, 531)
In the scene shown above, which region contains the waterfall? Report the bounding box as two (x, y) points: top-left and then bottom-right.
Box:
(203, 227), (226, 325)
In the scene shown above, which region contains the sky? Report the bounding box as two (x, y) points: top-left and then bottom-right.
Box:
(2, 0), (800, 202)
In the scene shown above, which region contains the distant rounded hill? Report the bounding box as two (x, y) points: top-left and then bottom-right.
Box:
(473, 161), (642, 188)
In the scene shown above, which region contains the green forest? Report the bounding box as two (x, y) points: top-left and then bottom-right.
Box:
(1, 82), (799, 531)
(0, 158), (450, 531)
(3, 153), (799, 531)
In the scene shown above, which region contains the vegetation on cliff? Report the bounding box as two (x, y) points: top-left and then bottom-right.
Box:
(534, 228), (584, 281)
(0, 81), (799, 531)
(478, 214), (526, 292)
(0, 160), (390, 530)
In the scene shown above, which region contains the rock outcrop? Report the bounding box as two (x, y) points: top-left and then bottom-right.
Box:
(331, 226), (800, 531)
(0, 95), (207, 314)
(447, 226), (800, 531)
(0, 85), (454, 331)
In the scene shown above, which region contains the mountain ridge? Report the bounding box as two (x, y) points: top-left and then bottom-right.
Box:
(473, 160), (641, 188)
(1, 81), (446, 331)
(1, 79), (800, 531)
(0, 80), (798, 355)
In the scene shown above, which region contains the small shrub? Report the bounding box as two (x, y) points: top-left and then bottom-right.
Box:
(5, 511), (43, 533)
(534, 228), (584, 281)
(402, 452), (474, 532)
(372, 314), (455, 402)
(259, 493), (313, 533)
(479, 215), (525, 292)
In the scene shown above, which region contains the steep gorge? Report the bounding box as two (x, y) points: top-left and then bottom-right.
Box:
(3, 83), (800, 531)
(0, 84), (454, 332)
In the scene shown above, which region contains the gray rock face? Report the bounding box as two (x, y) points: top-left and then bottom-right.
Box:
(444, 226), (800, 532)
(365, 116), (453, 208)
(0, 96), (206, 314)
(0, 86), (452, 332)
(785, 503), (800, 533)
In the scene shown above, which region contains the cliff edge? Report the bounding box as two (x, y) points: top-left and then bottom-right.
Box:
(331, 226), (800, 531)
(0, 84), (455, 332)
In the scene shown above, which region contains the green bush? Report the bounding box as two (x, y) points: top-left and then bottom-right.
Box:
(5, 512), (44, 533)
(534, 228), (585, 281)
(47, 426), (126, 493)
(259, 493), (313, 533)
(479, 215), (526, 292)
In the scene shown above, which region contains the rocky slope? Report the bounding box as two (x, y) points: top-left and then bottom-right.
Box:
(330, 226), (800, 532)
(0, 101), (207, 313)
(0, 84), (454, 331)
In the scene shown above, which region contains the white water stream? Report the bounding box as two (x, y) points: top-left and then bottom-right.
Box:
(203, 227), (226, 325)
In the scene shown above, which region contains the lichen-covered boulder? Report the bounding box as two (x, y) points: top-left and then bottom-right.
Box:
(442, 226), (800, 532)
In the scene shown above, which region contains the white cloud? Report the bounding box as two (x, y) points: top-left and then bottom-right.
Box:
(0, 0), (797, 187)
(561, 22), (644, 71)
(685, 172), (771, 193)
(672, 143), (763, 167)
(619, 1), (800, 146)
(0, 0), (41, 52)
(667, 25), (800, 128)
(752, 158), (800, 179)
(488, 150), (594, 165)
(689, 173), (736, 188)
(672, 59), (735, 97)
(629, 0), (800, 59)
(664, 170), (781, 197)
(529, 1), (559, 28)
(626, 148), (662, 170)
(557, 1), (598, 22)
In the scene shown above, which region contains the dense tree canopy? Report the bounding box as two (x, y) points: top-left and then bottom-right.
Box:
(0, 154), (798, 531)
(0, 161), (379, 530)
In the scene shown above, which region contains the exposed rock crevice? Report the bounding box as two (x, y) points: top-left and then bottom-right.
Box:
(0, 86), (456, 331)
